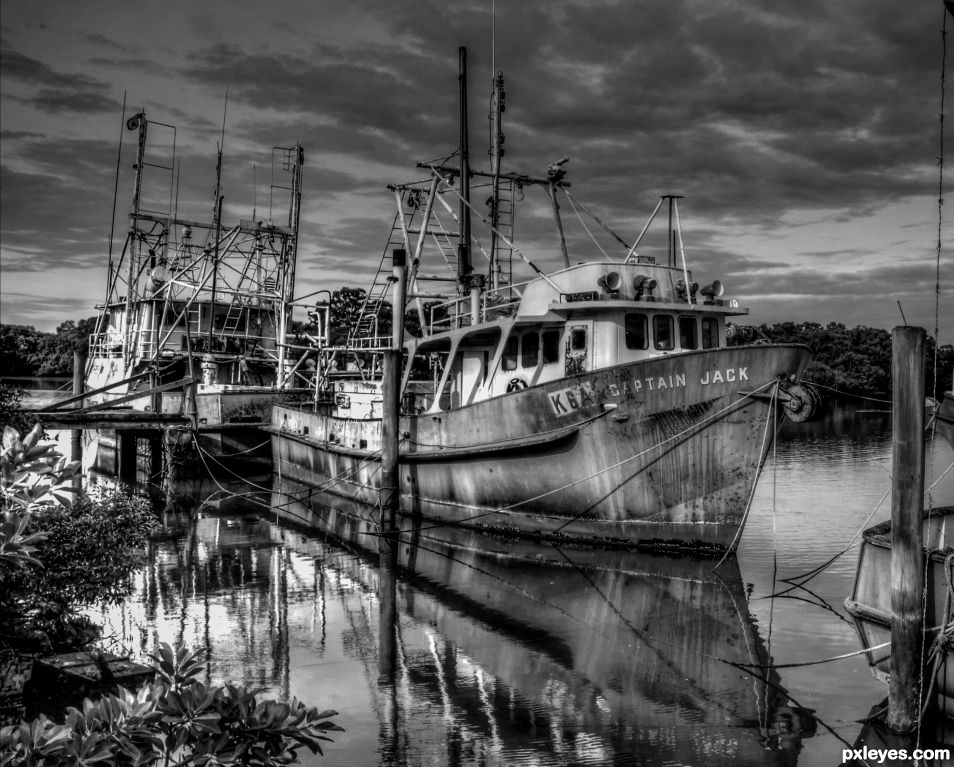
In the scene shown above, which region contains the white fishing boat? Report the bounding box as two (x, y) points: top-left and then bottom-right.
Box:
(268, 50), (819, 550)
(51, 110), (308, 470)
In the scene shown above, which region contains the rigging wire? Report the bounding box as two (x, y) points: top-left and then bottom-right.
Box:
(560, 188), (612, 261)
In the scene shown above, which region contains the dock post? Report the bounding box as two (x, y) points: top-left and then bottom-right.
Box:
(378, 248), (407, 680)
(117, 432), (138, 487)
(71, 350), (86, 467)
(887, 326), (926, 733)
(380, 247), (407, 537)
(148, 436), (162, 484)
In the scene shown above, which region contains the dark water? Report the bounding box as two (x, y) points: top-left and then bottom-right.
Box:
(73, 401), (954, 766)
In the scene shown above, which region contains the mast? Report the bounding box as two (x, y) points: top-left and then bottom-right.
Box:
(209, 94), (228, 350)
(123, 112), (148, 366)
(458, 47), (485, 323)
(458, 47), (473, 282)
(278, 145), (304, 387)
(488, 71), (505, 290)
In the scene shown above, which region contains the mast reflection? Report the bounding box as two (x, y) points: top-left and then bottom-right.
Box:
(96, 477), (815, 766)
(270, 477), (816, 766)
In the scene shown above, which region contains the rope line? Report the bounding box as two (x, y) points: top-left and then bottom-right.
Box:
(732, 639), (891, 670)
(760, 487), (890, 599)
(713, 382), (779, 569)
(807, 381), (892, 406)
(560, 188), (611, 260)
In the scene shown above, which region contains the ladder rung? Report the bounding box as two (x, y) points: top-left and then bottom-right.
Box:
(408, 228), (460, 237)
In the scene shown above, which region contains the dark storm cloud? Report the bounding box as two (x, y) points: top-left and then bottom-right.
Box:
(339, 0), (942, 223)
(178, 42), (458, 165)
(0, 136), (118, 270)
(0, 48), (106, 90)
(156, 0), (941, 233)
(1, 0), (948, 334)
(1, 47), (121, 115)
(84, 33), (129, 52)
(29, 88), (121, 114)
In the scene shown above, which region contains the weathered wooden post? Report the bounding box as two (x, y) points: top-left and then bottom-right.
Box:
(71, 350), (86, 467)
(378, 247), (407, 681)
(117, 431), (138, 487)
(380, 247), (407, 537)
(887, 325), (926, 732)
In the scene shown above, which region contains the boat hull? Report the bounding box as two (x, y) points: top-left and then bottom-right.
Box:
(271, 343), (811, 550)
(82, 355), (310, 478)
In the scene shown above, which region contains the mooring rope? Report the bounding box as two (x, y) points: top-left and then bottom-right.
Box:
(713, 381), (780, 569)
(920, 553), (954, 719)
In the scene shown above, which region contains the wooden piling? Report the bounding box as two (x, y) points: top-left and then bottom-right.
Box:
(117, 433), (138, 487)
(71, 350), (85, 465)
(378, 248), (407, 680)
(379, 248), (407, 538)
(887, 325), (926, 733)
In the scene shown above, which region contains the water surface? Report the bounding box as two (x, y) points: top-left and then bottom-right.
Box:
(78, 400), (954, 766)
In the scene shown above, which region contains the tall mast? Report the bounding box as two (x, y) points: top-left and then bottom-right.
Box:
(123, 111), (148, 366)
(458, 47), (472, 283)
(278, 145), (304, 387)
(489, 71), (505, 290)
(209, 93), (228, 349)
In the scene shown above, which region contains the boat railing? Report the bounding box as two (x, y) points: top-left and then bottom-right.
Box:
(427, 281), (528, 332)
(89, 325), (282, 361)
(346, 335), (393, 350)
(88, 329), (128, 359)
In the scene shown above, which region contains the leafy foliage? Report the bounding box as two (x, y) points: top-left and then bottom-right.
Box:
(0, 385), (36, 438)
(0, 643), (343, 766)
(1, 425), (80, 514)
(0, 426), (156, 651)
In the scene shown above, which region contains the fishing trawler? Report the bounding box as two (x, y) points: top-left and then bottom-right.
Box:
(269, 49), (819, 550)
(65, 110), (307, 469)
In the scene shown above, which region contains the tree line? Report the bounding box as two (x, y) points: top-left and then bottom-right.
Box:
(730, 320), (953, 397)
(2, 310), (951, 397)
(0, 318), (98, 377)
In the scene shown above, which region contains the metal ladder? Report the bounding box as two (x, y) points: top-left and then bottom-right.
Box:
(220, 300), (245, 337)
(347, 207), (415, 347)
(187, 305), (202, 337)
(491, 178), (515, 290)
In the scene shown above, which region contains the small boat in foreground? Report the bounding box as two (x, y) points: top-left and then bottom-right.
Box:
(269, 51), (819, 550)
(844, 507), (954, 717)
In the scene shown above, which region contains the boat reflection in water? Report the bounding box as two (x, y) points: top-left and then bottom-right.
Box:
(96, 477), (816, 766)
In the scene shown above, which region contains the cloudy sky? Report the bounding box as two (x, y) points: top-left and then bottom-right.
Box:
(1, 0), (951, 340)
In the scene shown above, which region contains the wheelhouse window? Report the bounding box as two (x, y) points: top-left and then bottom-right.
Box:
(502, 336), (519, 371)
(679, 316), (698, 350)
(570, 327), (587, 351)
(625, 313), (648, 350)
(521, 331), (539, 368)
(701, 317), (719, 349)
(653, 315), (674, 351)
(542, 329), (560, 364)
